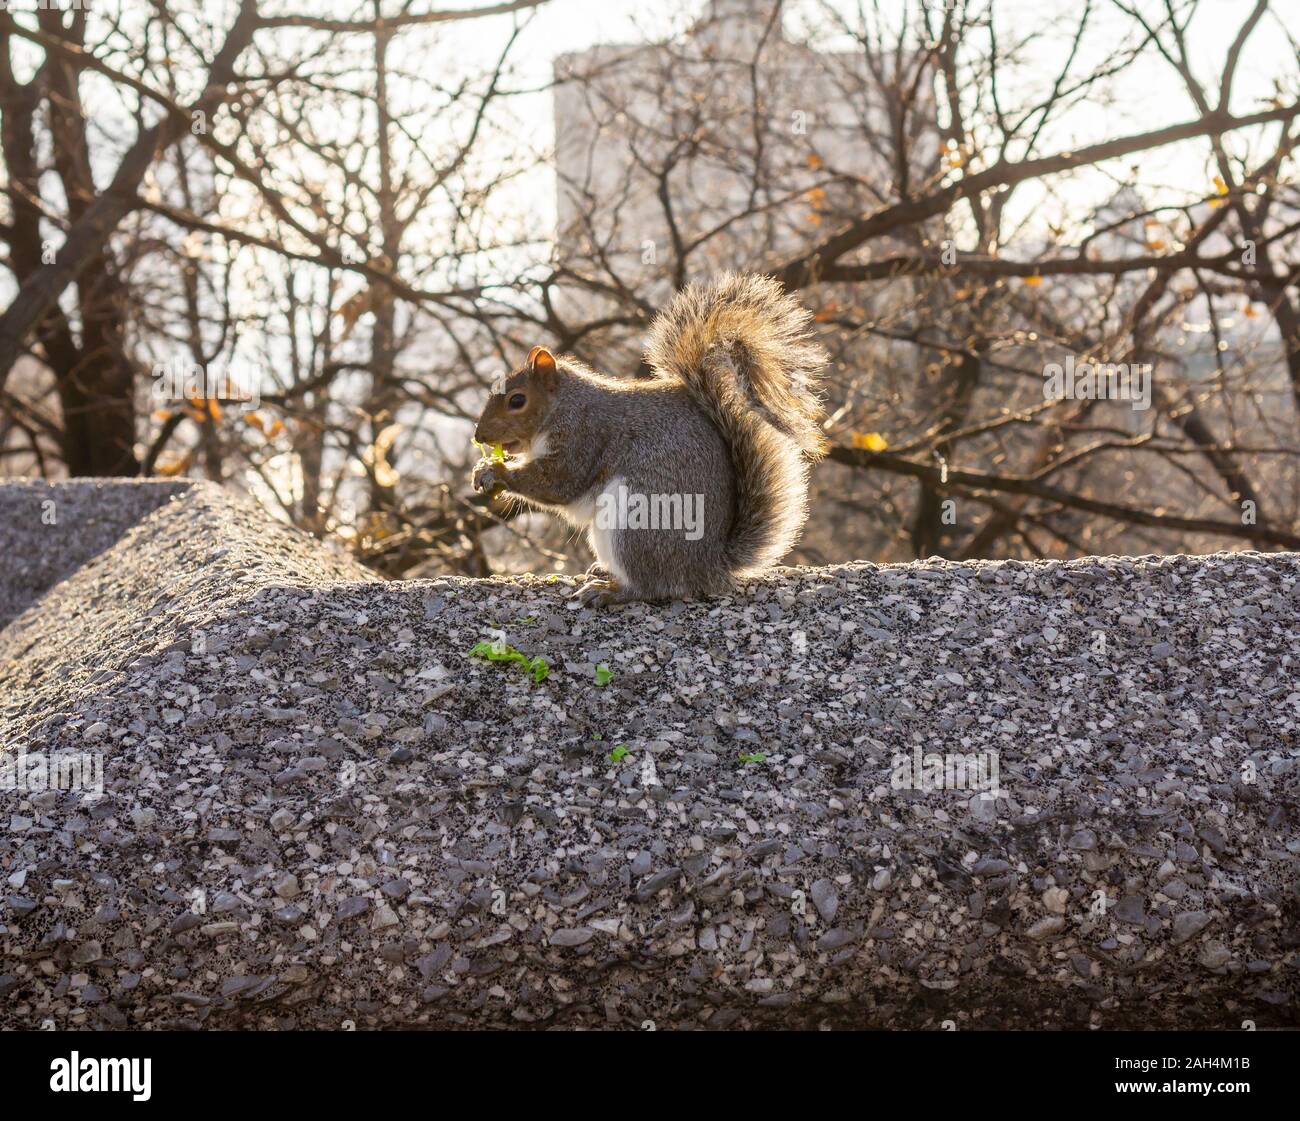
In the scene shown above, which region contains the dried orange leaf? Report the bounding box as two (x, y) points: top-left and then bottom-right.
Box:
(851, 432), (888, 453)
(155, 451), (193, 477)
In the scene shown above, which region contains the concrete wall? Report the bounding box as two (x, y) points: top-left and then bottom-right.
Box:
(0, 481), (1295, 1029)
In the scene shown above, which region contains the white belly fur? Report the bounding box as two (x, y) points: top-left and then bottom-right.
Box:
(563, 475), (628, 585)
(517, 431), (550, 465)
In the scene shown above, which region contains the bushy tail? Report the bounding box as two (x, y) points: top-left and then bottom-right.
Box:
(644, 273), (828, 574)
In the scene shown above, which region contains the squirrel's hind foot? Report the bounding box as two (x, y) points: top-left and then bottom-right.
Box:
(569, 575), (636, 609)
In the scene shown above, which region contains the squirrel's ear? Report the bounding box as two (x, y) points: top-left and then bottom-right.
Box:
(527, 346), (557, 381)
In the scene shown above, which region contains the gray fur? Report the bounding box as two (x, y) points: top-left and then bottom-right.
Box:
(475, 274), (828, 602)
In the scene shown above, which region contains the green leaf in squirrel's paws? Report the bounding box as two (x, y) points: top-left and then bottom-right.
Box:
(608, 744), (630, 763)
(738, 752), (766, 764)
(594, 664), (614, 686)
(468, 638), (549, 685)
(472, 439), (507, 463)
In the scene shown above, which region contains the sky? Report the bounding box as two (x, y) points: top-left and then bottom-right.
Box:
(8, 0), (1297, 264)
(426, 0), (1300, 242)
(6, 0), (1296, 510)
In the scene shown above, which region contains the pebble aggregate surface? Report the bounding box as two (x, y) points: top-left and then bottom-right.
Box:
(1, 480), (1296, 1029)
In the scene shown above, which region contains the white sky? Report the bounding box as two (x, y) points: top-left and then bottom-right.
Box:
(7, 0), (1296, 262)
(430, 0), (1300, 242)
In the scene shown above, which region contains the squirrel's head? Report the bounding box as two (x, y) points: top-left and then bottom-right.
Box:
(474, 346), (559, 455)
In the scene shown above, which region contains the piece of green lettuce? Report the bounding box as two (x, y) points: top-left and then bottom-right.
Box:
(468, 639), (549, 683)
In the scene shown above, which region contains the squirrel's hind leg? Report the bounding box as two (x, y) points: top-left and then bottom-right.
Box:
(569, 575), (641, 608)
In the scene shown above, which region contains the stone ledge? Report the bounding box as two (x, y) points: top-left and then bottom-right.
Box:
(0, 480), (1296, 1029)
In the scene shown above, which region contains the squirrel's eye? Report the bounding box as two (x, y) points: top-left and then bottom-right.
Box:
(507, 392), (527, 410)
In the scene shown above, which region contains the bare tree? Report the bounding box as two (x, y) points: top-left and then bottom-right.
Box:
(3, 0), (1299, 577)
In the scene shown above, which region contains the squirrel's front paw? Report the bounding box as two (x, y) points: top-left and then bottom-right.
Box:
(472, 461), (506, 495)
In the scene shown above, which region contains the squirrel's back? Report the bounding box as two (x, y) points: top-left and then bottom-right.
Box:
(644, 273), (828, 574)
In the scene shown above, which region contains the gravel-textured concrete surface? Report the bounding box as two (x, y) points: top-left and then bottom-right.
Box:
(0, 479), (189, 629)
(1, 480), (1297, 1029)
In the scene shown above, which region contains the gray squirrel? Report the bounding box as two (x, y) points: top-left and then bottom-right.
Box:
(472, 273), (828, 606)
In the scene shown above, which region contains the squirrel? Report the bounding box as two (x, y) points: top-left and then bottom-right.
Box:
(471, 272), (828, 606)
